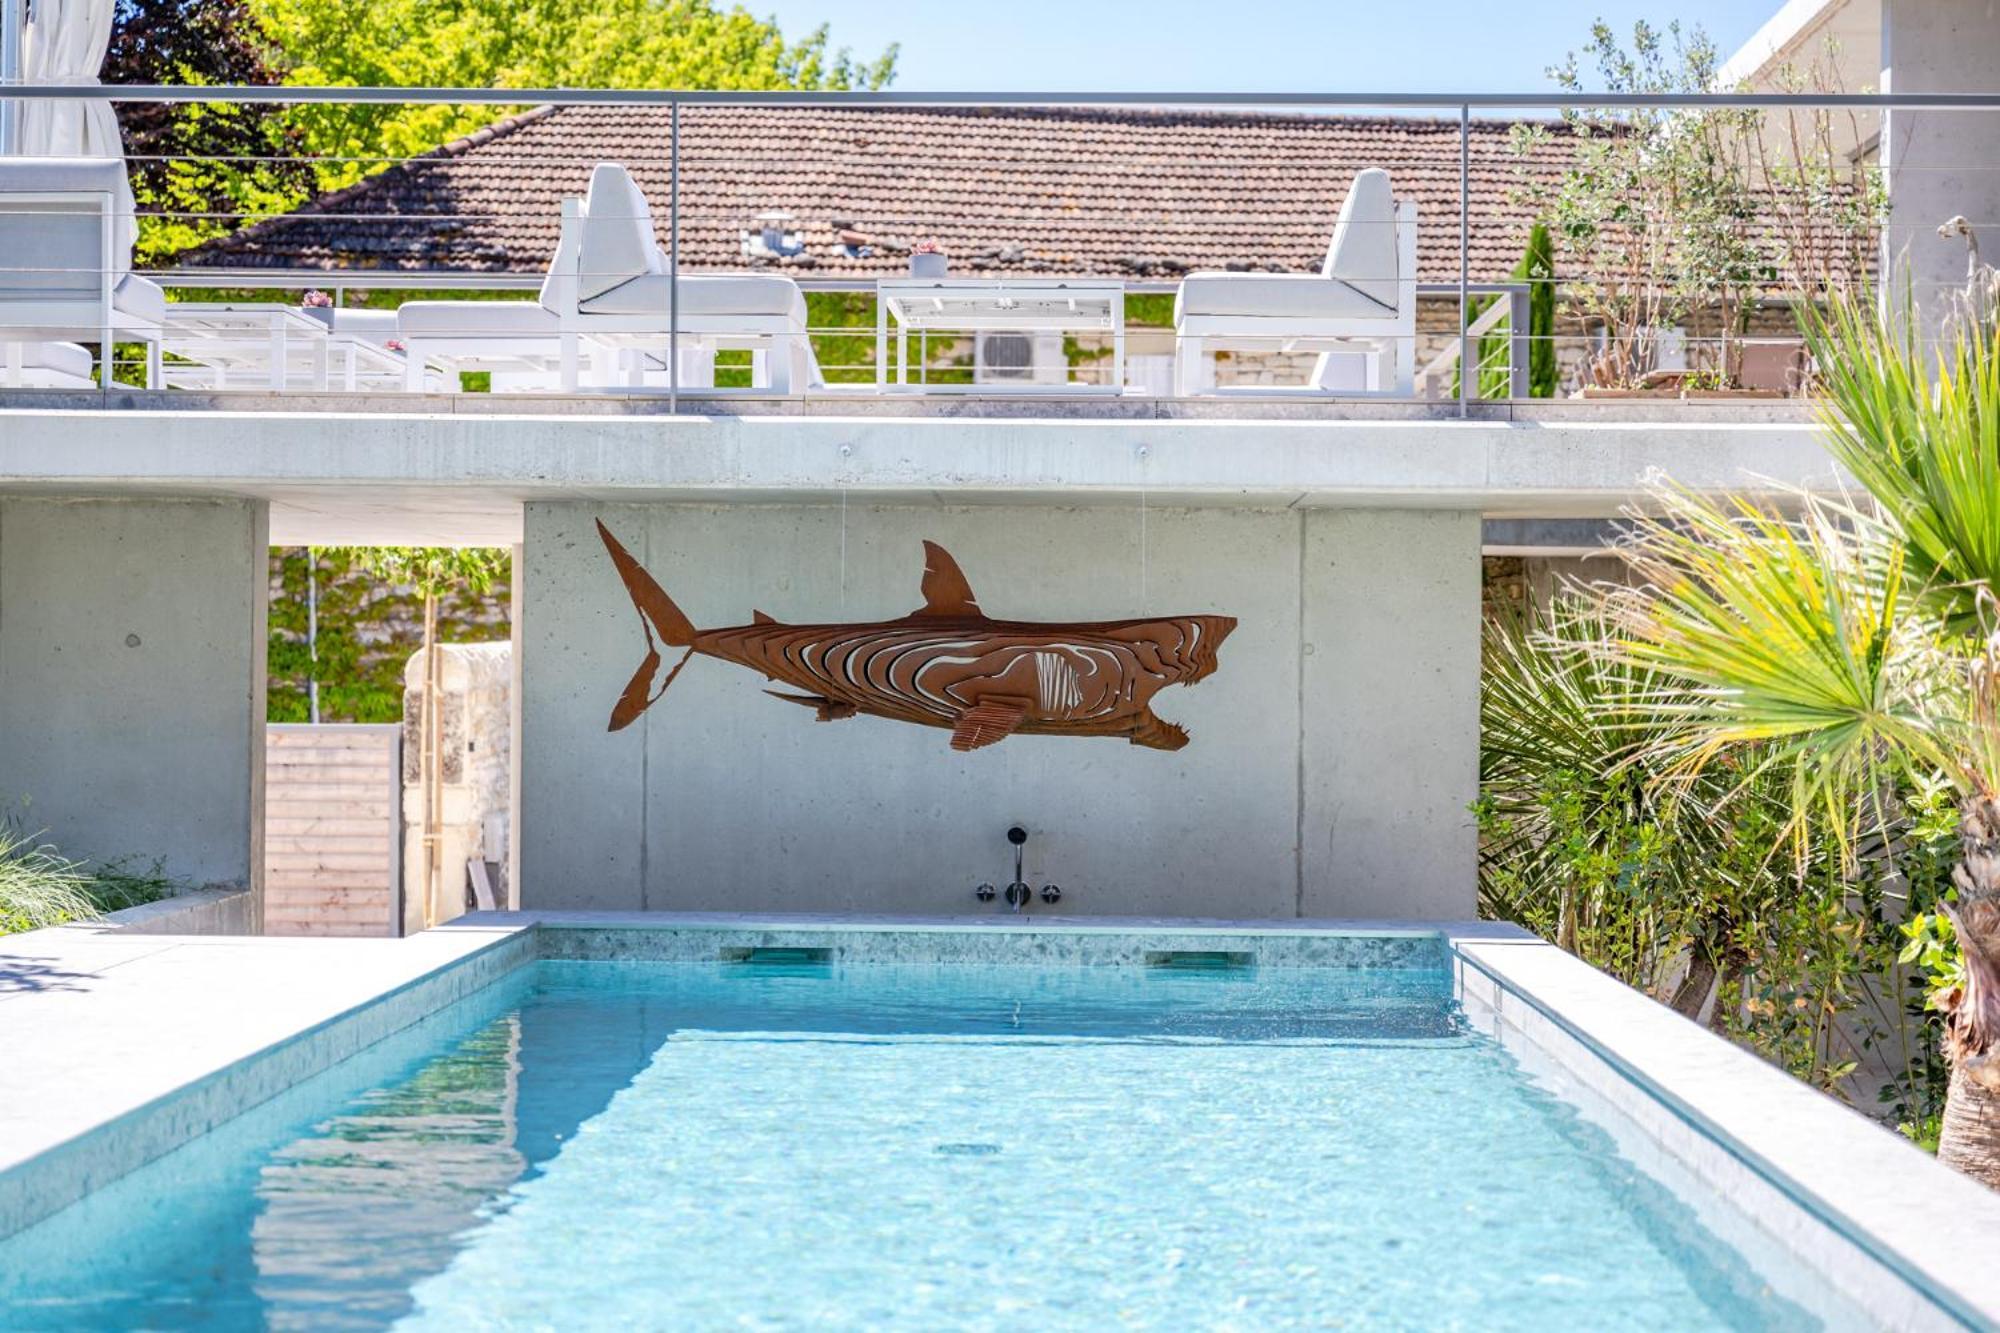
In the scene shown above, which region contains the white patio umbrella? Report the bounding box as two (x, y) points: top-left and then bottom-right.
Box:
(16, 0), (137, 263)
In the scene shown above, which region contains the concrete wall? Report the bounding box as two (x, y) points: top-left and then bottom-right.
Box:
(1881, 0), (2000, 327)
(0, 498), (268, 891)
(98, 887), (260, 935)
(520, 502), (1480, 920)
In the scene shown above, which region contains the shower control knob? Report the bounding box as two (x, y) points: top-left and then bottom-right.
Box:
(975, 883), (996, 902)
(1040, 884), (1061, 904)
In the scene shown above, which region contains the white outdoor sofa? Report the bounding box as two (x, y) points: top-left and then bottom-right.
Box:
(396, 300), (587, 392)
(0, 157), (164, 387)
(539, 163), (820, 394)
(1173, 168), (1416, 396)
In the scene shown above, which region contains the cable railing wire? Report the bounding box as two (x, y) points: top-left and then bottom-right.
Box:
(1, 87), (1994, 400)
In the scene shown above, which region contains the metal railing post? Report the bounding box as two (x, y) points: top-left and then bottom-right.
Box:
(1457, 102), (1470, 419)
(1509, 284), (1530, 400)
(668, 97), (679, 414)
(0, 0), (22, 155)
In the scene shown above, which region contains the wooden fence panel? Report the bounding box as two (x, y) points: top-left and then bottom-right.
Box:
(264, 724), (401, 937)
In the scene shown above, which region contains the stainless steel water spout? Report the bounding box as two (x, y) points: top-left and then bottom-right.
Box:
(1003, 826), (1031, 912)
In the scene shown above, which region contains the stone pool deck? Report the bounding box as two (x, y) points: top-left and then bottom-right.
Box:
(0, 919), (532, 1237)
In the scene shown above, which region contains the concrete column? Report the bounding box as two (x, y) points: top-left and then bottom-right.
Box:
(1881, 0), (2000, 330)
(0, 497), (268, 892)
(1298, 510), (1480, 920)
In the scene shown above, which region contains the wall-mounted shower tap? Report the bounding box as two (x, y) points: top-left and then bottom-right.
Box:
(972, 827), (1061, 913)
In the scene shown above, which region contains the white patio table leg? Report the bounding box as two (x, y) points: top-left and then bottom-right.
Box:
(875, 295), (887, 393)
(267, 315), (286, 392)
(1112, 298), (1126, 393)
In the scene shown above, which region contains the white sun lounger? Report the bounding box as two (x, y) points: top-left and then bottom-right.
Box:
(1174, 168), (1416, 396)
(539, 164), (820, 394)
(0, 158), (164, 387)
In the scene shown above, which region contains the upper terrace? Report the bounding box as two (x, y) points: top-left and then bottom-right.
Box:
(0, 71), (1988, 426)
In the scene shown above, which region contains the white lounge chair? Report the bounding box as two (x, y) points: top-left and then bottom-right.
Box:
(1173, 168), (1416, 396)
(539, 164), (819, 394)
(0, 158), (163, 387)
(1, 340), (95, 388)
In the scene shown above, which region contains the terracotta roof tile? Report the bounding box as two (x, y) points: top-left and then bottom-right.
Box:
(184, 104), (1579, 283)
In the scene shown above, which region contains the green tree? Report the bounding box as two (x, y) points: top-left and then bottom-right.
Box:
(249, 0), (897, 192)
(108, 0), (316, 263)
(1514, 222), (1558, 398)
(1509, 20), (1765, 388)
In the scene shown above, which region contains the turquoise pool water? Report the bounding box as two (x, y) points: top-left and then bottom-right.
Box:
(0, 959), (1834, 1330)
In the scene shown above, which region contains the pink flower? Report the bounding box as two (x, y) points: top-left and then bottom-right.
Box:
(386, 339), (406, 353)
(910, 239), (944, 255)
(301, 289), (334, 308)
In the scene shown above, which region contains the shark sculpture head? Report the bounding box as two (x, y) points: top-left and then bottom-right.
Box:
(597, 521), (1235, 752)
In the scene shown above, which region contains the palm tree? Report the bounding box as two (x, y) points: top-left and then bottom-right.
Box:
(1481, 599), (1821, 1027)
(1607, 293), (2000, 1184)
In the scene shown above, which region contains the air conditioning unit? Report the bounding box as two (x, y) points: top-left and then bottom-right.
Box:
(974, 331), (1066, 385)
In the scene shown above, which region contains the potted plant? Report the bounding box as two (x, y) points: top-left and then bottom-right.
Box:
(908, 239), (948, 279)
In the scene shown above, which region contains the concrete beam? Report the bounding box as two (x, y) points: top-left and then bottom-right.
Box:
(0, 409), (1845, 546)
(0, 497), (267, 890)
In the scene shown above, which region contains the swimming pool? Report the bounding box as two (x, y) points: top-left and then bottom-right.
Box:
(0, 947), (1897, 1329)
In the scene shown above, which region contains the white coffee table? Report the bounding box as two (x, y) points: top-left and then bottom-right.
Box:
(875, 278), (1125, 394)
(160, 303), (332, 391)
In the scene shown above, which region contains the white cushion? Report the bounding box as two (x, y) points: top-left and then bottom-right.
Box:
(576, 273), (807, 322)
(113, 272), (165, 325)
(299, 306), (399, 343)
(2, 339), (91, 377)
(1175, 273), (1396, 323)
(0, 156), (129, 195)
(0, 158), (135, 282)
(1321, 168), (1399, 310)
(398, 301), (560, 337)
(576, 164), (666, 303)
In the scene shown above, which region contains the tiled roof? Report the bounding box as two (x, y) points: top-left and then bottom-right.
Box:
(182, 104), (1579, 284)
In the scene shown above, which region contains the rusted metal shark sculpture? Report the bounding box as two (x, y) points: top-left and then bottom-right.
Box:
(597, 521), (1236, 751)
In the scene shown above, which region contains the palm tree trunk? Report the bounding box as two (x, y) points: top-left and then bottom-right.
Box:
(1940, 1068), (2000, 1184)
(1938, 793), (2000, 1188)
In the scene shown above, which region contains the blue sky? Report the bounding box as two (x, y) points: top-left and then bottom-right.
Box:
(760, 1), (1779, 93)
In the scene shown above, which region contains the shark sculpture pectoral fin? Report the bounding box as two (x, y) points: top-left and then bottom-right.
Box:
(765, 690), (858, 722)
(950, 696), (1032, 752)
(609, 647), (663, 732)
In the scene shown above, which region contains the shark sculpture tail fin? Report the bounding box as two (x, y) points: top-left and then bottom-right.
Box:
(597, 521), (699, 731)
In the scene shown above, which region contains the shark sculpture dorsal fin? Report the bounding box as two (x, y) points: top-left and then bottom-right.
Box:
(914, 541), (981, 618)
(752, 610), (776, 624)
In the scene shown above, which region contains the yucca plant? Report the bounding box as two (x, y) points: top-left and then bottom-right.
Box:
(1608, 289), (2000, 1186)
(1481, 596), (1818, 1024)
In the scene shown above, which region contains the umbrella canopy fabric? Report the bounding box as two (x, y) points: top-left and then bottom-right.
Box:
(18, 0), (135, 270)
